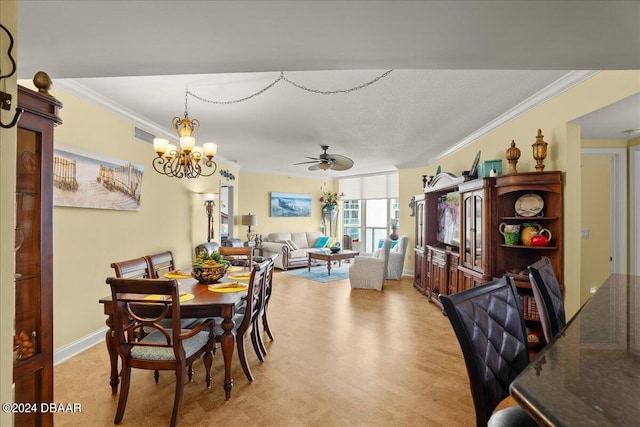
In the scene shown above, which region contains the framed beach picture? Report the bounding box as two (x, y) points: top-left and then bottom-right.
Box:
(270, 192), (312, 217)
(53, 142), (144, 211)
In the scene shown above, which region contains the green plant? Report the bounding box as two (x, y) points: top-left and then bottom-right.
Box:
(193, 250), (229, 267)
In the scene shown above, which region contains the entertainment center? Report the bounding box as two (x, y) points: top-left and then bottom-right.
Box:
(413, 171), (564, 347)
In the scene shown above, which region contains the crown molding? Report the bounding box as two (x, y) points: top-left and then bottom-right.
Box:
(397, 70), (601, 170)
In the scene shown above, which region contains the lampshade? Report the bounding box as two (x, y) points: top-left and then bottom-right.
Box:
(241, 214), (258, 226)
(200, 193), (218, 202)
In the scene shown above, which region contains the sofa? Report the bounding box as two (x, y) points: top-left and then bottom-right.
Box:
(261, 231), (336, 270)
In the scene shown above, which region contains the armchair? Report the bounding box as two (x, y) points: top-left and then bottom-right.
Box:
(387, 235), (409, 280)
(349, 239), (392, 291)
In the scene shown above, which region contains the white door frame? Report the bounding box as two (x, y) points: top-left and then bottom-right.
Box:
(630, 145), (640, 275)
(581, 148), (627, 274)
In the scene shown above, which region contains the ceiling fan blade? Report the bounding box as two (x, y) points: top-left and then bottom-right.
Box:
(327, 154), (354, 171)
(293, 160), (320, 165)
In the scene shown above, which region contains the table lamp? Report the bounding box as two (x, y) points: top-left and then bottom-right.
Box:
(241, 213), (258, 241)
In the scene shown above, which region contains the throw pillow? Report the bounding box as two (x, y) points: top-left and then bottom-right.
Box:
(313, 236), (330, 248)
(285, 239), (298, 250)
(324, 237), (337, 248)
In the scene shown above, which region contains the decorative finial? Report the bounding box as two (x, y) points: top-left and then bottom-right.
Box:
(532, 128), (548, 172)
(505, 140), (521, 174)
(33, 71), (52, 94)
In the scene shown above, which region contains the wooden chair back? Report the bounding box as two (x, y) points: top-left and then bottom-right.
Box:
(110, 257), (151, 279)
(105, 277), (214, 426)
(218, 246), (253, 267)
(145, 251), (175, 278)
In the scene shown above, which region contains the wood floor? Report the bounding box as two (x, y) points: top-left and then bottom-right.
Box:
(54, 272), (475, 426)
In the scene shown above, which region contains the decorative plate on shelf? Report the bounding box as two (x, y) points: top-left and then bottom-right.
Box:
(515, 193), (544, 217)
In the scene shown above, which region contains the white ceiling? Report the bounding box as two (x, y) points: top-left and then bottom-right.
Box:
(16, 1), (640, 178)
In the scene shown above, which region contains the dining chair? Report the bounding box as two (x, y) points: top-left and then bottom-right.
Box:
(145, 251), (175, 278)
(106, 277), (214, 427)
(251, 254), (278, 361)
(218, 246), (253, 267)
(213, 258), (270, 381)
(528, 256), (566, 343)
(349, 239), (392, 291)
(110, 257), (151, 279)
(440, 276), (536, 427)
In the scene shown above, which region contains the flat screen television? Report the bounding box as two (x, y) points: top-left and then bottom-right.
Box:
(436, 191), (460, 247)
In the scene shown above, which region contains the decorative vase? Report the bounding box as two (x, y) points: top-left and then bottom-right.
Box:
(390, 227), (399, 241)
(322, 206), (339, 237)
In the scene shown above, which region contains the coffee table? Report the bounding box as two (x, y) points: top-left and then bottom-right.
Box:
(308, 250), (360, 276)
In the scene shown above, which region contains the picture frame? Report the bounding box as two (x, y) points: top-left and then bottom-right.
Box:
(270, 192), (312, 217)
(53, 142), (144, 211)
(469, 150), (481, 177)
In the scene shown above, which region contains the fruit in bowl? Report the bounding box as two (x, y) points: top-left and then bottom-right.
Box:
(192, 251), (230, 284)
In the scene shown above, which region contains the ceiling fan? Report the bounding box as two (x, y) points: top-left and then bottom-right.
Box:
(294, 145), (354, 171)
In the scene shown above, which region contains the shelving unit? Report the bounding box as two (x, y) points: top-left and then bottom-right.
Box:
(13, 75), (62, 427)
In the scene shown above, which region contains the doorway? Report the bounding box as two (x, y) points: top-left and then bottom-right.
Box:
(220, 183), (235, 243)
(580, 148), (627, 300)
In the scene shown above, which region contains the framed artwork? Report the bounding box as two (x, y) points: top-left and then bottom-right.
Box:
(270, 192), (312, 217)
(53, 142), (144, 211)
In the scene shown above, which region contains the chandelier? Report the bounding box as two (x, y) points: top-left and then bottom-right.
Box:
(152, 92), (218, 178)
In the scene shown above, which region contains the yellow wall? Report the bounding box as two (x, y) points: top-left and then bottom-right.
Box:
(0, 2), (18, 423)
(238, 172), (333, 237)
(399, 70), (640, 318)
(580, 154), (611, 302)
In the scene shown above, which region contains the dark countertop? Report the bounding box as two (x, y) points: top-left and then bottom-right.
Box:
(510, 274), (640, 426)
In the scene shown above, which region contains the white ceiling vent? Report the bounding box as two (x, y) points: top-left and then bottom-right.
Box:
(133, 126), (156, 144)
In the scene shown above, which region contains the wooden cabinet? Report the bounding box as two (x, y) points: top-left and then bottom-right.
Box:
(413, 171), (564, 346)
(458, 178), (495, 285)
(13, 76), (62, 427)
(412, 194), (428, 293)
(428, 246), (447, 301)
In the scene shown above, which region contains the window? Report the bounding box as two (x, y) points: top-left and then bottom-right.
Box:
(339, 172), (399, 252)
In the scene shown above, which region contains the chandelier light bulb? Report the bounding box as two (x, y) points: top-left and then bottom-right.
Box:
(203, 142), (217, 159)
(153, 137), (169, 156)
(180, 136), (195, 152)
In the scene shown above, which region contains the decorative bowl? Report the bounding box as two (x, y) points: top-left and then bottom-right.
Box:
(191, 263), (230, 284)
(330, 246), (341, 253)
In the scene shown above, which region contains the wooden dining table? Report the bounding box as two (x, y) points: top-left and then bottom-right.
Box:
(99, 274), (248, 400)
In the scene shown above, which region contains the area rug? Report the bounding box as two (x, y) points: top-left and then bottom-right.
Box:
(282, 263), (351, 283)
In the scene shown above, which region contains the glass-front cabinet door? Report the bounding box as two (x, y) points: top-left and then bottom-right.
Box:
(461, 189), (484, 273)
(473, 192), (483, 270)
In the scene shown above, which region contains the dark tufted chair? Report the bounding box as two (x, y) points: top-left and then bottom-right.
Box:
(528, 256), (566, 343)
(440, 277), (536, 427)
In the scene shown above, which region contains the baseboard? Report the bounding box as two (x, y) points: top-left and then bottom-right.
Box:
(53, 327), (107, 366)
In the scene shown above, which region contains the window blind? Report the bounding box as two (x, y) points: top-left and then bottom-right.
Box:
(338, 172), (399, 200)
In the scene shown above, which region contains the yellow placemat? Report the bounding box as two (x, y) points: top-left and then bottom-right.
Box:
(164, 272), (191, 279)
(144, 292), (194, 302)
(208, 283), (248, 293)
(228, 266), (243, 272)
(228, 273), (251, 280)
